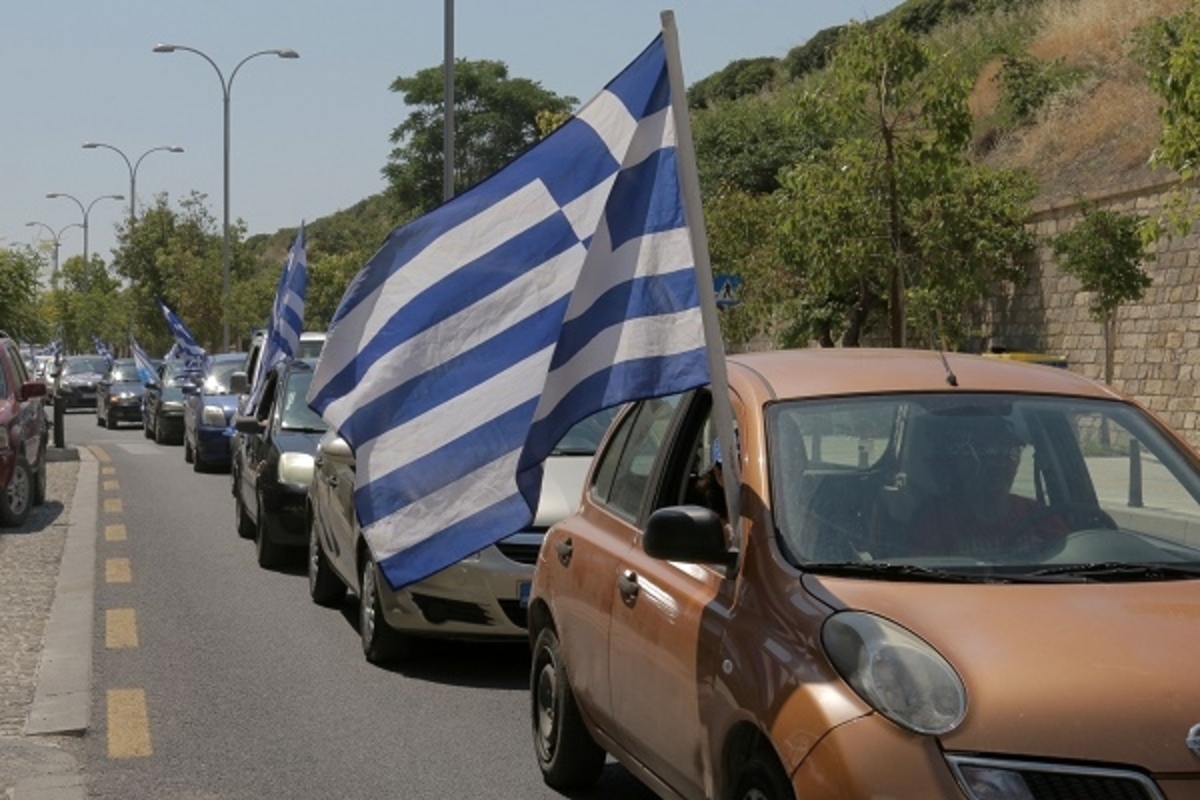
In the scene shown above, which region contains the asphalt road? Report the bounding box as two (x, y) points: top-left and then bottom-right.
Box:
(51, 410), (655, 800)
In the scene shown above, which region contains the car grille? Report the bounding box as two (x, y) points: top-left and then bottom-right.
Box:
(495, 540), (541, 565)
(409, 593), (492, 626)
(947, 756), (1163, 800)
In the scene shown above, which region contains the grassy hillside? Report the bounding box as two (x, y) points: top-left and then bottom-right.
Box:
(971, 0), (1185, 201)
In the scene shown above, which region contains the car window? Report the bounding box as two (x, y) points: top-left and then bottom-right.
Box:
(109, 363), (141, 382)
(553, 407), (619, 455)
(0, 356), (9, 397)
(64, 357), (109, 374)
(203, 361), (242, 394)
(771, 393), (1200, 575)
(594, 395), (682, 520)
(279, 370), (328, 431)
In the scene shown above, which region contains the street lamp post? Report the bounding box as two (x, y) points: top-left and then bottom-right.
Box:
(152, 43), (299, 351)
(82, 142), (184, 225)
(45, 192), (125, 270)
(24, 221), (82, 285)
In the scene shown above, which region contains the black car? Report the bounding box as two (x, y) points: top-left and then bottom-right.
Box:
(143, 359), (198, 445)
(232, 358), (328, 568)
(50, 355), (110, 410)
(96, 358), (147, 429)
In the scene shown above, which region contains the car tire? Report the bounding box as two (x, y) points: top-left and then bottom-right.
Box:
(359, 556), (409, 665)
(154, 416), (166, 445)
(107, 409), (117, 430)
(531, 626), (606, 791)
(308, 517), (345, 607)
(96, 409), (106, 427)
(0, 456), (33, 527)
(731, 751), (793, 800)
(254, 494), (288, 570)
(234, 486), (255, 540)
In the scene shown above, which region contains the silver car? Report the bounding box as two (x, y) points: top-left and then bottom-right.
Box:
(306, 409), (615, 665)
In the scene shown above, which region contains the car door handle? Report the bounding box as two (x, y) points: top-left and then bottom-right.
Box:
(554, 538), (573, 567)
(617, 569), (639, 606)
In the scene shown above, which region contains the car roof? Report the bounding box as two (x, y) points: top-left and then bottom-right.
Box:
(726, 348), (1123, 408)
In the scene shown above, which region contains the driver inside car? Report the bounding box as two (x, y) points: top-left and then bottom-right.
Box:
(907, 416), (1068, 558)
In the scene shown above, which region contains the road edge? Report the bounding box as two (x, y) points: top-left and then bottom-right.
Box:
(24, 447), (96, 736)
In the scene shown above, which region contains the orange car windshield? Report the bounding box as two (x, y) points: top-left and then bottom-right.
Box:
(768, 393), (1200, 578)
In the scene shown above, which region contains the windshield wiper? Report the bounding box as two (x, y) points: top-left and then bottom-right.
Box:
(281, 425), (328, 434)
(803, 562), (1009, 583)
(1026, 562), (1200, 582)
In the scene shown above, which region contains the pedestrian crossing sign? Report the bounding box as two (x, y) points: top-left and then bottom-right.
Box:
(714, 274), (742, 308)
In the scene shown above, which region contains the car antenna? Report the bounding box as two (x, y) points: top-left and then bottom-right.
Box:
(933, 310), (958, 387)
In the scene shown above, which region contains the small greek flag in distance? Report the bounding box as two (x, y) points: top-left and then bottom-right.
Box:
(156, 299), (208, 371)
(309, 31), (710, 590)
(130, 336), (158, 385)
(244, 223), (307, 415)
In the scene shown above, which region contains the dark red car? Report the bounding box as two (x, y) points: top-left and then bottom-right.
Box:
(0, 334), (48, 526)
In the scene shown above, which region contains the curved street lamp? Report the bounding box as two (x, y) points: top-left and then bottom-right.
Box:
(25, 220), (83, 285)
(82, 142), (184, 224)
(152, 43), (299, 350)
(45, 192), (125, 270)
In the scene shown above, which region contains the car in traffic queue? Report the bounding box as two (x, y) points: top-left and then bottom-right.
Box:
(0, 334), (48, 526)
(528, 348), (1200, 800)
(143, 359), (197, 445)
(231, 358), (328, 569)
(306, 408), (616, 666)
(96, 358), (148, 429)
(183, 352), (246, 472)
(49, 354), (109, 410)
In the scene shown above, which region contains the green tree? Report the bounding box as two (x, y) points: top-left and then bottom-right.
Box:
(382, 59), (576, 213)
(1136, 5), (1200, 239)
(50, 253), (126, 354)
(767, 22), (1035, 347)
(0, 247), (49, 342)
(688, 57), (779, 109)
(1051, 207), (1151, 384)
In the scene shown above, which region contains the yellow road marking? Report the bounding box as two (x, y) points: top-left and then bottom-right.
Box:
(105, 609), (139, 648)
(101, 466), (116, 476)
(105, 523), (127, 542)
(107, 689), (153, 758)
(106, 558), (132, 584)
(90, 446), (111, 463)
(103, 479), (120, 492)
(103, 498), (123, 514)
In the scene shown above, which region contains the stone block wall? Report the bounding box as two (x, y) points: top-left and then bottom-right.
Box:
(999, 178), (1200, 449)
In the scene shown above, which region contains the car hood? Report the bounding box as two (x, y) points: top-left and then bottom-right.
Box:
(62, 372), (103, 383)
(533, 453), (592, 527)
(107, 380), (144, 393)
(805, 576), (1200, 772)
(273, 430), (324, 456)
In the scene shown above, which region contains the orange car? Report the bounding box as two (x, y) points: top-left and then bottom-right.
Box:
(528, 348), (1200, 799)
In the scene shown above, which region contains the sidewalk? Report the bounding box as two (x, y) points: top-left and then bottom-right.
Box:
(0, 446), (95, 800)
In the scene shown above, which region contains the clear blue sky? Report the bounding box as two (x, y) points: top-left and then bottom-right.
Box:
(3, 1), (902, 266)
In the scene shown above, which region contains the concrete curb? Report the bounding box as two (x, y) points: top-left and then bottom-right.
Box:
(24, 448), (96, 737)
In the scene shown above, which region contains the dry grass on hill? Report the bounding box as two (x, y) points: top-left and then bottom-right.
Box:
(975, 0), (1190, 202)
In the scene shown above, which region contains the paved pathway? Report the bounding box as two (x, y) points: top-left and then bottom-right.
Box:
(0, 449), (90, 800)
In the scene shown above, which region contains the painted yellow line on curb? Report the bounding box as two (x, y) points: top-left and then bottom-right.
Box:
(103, 479), (120, 492)
(101, 466), (116, 476)
(90, 446), (111, 463)
(106, 609), (139, 648)
(104, 498), (123, 514)
(106, 558), (132, 584)
(105, 523), (127, 542)
(107, 689), (153, 758)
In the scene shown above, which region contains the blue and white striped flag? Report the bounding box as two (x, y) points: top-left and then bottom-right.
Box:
(93, 335), (114, 365)
(243, 223), (307, 414)
(155, 299), (208, 371)
(130, 336), (158, 385)
(309, 30), (711, 590)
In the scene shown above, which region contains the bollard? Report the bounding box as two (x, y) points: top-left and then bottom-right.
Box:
(53, 397), (65, 449)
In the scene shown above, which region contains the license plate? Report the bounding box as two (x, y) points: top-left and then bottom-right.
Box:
(519, 581), (532, 608)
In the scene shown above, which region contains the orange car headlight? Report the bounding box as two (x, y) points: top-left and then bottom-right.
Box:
(822, 611), (966, 735)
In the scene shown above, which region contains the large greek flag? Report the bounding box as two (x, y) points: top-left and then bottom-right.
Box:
(244, 223), (307, 414)
(309, 31), (711, 590)
(129, 336), (158, 385)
